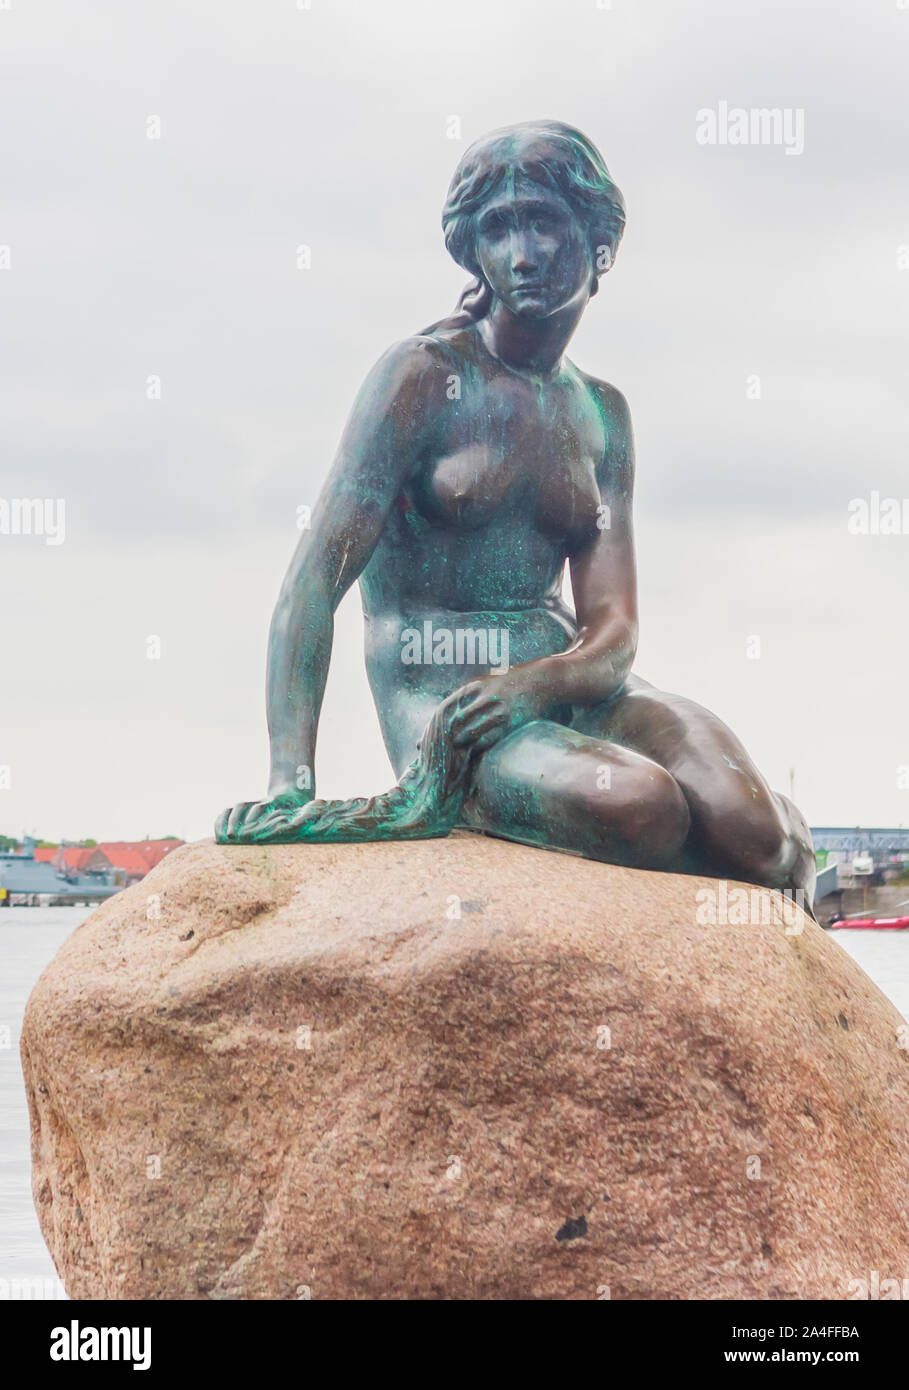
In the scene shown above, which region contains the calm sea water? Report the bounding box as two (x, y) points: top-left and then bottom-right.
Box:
(2, 904), (908, 1299)
(1, 907), (91, 1297)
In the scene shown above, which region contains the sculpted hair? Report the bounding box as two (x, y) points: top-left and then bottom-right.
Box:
(423, 120), (626, 335)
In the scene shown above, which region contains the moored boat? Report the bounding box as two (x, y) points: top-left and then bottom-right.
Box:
(827, 912), (909, 930)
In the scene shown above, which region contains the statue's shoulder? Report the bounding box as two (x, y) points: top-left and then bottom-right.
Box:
(381, 330), (468, 368)
(367, 333), (467, 396)
(574, 369), (634, 479)
(574, 368), (631, 427)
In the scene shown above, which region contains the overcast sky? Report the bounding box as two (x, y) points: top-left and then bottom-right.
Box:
(1, 0), (908, 843)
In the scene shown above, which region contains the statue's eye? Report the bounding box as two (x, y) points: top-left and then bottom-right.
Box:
(481, 215), (507, 239)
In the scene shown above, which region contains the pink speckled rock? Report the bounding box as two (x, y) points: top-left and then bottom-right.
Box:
(20, 834), (909, 1299)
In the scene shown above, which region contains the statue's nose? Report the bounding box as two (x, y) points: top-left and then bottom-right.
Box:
(510, 234), (538, 274)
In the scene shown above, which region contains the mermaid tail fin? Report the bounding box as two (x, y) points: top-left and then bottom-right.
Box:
(245, 697), (472, 844)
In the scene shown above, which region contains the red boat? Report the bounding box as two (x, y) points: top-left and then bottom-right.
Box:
(827, 912), (909, 930)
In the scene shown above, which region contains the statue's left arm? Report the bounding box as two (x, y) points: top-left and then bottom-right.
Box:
(542, 380), (639, 705)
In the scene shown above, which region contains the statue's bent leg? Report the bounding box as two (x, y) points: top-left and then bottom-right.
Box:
(575, 684), (816, 904)
(459, 719), (691, 870)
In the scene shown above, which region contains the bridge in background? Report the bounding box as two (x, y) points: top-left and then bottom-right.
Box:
(811, 827), (909, 856)
(810, 827), (909, 902)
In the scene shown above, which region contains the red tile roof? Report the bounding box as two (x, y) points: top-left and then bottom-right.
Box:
(100, 834), (182, 867)
(55, 847), (96, 871)
(104, 849), (151, 877)
(22, 839), (183, 876)
(96, 840), (183, 874)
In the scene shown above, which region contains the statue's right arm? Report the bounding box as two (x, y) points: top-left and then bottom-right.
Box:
(220, 338), (442, 840)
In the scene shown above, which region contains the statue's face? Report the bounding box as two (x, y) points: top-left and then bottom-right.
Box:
(473, 171), (593, 319)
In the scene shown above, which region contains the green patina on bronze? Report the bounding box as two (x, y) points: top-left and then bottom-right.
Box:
(215, 120), (815, 904)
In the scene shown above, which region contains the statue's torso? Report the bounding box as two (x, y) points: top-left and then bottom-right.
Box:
(360, 329), (609, 610)
(358, 330), (618, 763)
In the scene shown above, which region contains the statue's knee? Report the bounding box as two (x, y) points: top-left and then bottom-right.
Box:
(610, 765), (690, 868)
(701, 792), (792, 884)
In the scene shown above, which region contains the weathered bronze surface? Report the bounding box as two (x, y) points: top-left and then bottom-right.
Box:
(215, 120), (815, 903)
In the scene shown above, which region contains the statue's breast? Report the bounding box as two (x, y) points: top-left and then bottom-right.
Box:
(535, 456), (603, 544)
(412, 440), (604, 547)
(408, 373), (608, 546)
(414, 445), (518, 529)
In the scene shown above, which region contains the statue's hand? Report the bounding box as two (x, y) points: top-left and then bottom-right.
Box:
(214, 787), (315, 844)
(447, 668), (549, 753)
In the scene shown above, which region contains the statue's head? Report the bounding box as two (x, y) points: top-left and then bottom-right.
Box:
(441, 121), (625, 322)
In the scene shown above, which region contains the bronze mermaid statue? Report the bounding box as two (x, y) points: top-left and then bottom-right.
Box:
(215, 119), (816, 907)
